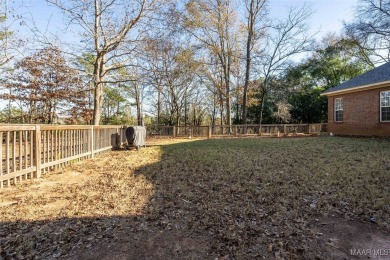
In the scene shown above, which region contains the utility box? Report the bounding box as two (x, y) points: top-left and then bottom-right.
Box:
(111, 133), (121, 150)
(125, 126), (146, 150)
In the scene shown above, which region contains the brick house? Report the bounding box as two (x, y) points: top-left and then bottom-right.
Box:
(322, 62), (390, 136)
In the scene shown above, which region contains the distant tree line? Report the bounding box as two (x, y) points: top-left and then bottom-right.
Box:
(0, 0), (386, 125)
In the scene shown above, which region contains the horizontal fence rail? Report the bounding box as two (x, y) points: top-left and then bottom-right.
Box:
(0, 124), (127, 188)
(146, 123), (327, 138)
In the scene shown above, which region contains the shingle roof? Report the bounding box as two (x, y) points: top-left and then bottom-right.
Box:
(322, 61), (390, 95)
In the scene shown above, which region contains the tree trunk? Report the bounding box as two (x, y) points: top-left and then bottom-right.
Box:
(93, 53), (105, 125)
(193, 105), (196, 126)
(134, 82), (142, 126)
(243, 0), (266, 124)
(47, 103), (52, 124)
(259, 90), (266, 126)
(226, 86), (231, 125)
(137, 104), (142, 125)
(242, 35), (252, 125)
(212, 92), (216, 126)
(224, 65), (232, 127)
(219, 92), (224, 126)
(136, 100), (142, 126)
(93, 82), (104, 125)
(235, 102), (240, 123)
(157, 85), (161, 125)
(184, 94), (187, 127)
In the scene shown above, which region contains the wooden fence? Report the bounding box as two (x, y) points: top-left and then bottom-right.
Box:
(0, 125), (127, 188)
(147, 123), (327, 138)
(1, 123), (327, 188)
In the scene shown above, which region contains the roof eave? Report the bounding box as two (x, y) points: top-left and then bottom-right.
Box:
(320, 80), (390, 96)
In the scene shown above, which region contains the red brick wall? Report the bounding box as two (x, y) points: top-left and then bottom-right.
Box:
(327, 86), (390, 136)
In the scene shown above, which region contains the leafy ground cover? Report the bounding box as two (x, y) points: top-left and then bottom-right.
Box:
(0, 136), (389, 259)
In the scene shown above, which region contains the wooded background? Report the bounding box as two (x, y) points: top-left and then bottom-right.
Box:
(0, 0), (387, 126)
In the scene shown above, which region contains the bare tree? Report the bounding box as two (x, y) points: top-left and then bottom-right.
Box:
(344, 0), (390, 63)
(142, 37), (170, 125)
(122, 67), (145, 126)
(198, 54), (227, 126)
(47, 0), (163, 125)
(183, 0), (240, 126)
(255, 5), (315, 124)
(142, 35), (200, 126)
(242, 0), (268, 124)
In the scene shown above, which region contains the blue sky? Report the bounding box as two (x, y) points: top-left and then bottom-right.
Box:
(8, 0), (359, 43)
(269, 0), (359, 39)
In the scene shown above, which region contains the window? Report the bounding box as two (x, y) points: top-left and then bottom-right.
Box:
(380, 91), (390, 122)
(334, 98), (343, 122)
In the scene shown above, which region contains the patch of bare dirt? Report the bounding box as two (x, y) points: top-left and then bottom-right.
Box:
(66, 228), (212, 260)
(312, 215), (390, 260)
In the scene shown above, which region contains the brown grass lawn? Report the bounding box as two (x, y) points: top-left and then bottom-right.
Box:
(0, 136), (389, 259)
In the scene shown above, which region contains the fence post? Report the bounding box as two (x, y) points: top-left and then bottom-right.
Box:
(121, 126), (126, 144)
(35, 125), (42, 178)
(284, 124), (287, 136)
(208, 126), (212, 139)
(173, 126), (176, 138)
(89, 126), (94, 158)
(308, 124), (311, 134)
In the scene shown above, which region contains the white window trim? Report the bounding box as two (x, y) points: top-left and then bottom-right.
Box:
(334, 98), (343, 122)
(380, 91), (390, 122)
